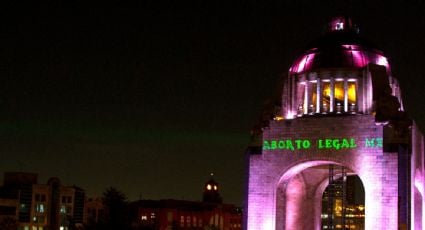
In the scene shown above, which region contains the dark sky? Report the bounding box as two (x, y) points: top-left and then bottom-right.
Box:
(1, 1), (425, 205)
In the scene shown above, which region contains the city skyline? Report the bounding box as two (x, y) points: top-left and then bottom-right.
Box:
(2, 1), (425, 206)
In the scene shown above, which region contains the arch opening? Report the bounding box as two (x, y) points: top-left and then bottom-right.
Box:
(276, 161), (365, 230)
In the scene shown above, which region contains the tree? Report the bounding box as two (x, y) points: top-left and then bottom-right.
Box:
(99, 187), (130, 230)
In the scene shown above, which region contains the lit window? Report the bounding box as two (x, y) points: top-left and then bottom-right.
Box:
(141, 215), (147, 220)
(60, 205), (66, 214)
(347, 81), (357, 113)
(60, 205), (71, 214)
(307, 81), (317, 114)
(213, 185), (217, 190)
(334, 81), (344, 113)
(321, 81), (331, 113)
(207, 184), (212, 190)
(20, 203), (29, 213)
(36, 203), (45, 213)
(180, 216), (184, 227)
(297, 82), (306, 115)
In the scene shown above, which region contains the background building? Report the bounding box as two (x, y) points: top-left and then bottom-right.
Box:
(84, 197), (103, 226)
(0, 172), (85, 230)
(321, 175), (365, 229)
(130, 177), (242, 230)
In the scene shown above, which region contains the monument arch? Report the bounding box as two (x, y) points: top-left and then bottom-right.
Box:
(245, 17), (425, 230)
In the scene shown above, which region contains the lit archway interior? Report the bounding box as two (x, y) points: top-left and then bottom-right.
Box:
(321, 174), (365, 230)
(275, 162), (365, 230)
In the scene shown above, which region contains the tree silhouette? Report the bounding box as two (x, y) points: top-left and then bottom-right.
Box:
(99, 187), (130, 230)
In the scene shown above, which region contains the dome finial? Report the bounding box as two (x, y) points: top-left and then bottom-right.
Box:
(203, 173), (222, 203)
(327, 16), (358, 34)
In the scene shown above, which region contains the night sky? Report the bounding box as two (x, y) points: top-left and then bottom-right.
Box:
(2, 1), (425, 205)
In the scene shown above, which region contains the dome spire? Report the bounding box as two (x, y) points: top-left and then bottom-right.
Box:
(203, 174), (222, 204)
(327, 16), (359, 34)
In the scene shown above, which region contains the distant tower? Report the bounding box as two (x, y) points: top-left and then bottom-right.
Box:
(203, 174), (223, 204)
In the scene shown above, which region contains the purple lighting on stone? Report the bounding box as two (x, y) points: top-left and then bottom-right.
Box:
(347, 45), (366, 67)
(246, 17), (425, 230)
(246, 116), (402, 230)
(289, 45), (391, 74)
(414, 175), (424, 229)
(289, 53), (316, 73)
(285, 110), (296, 119)
(376, 54), (389, 67)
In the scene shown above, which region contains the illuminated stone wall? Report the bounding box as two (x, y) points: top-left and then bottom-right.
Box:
(412, 123), (425, 230)
(246, 115), (399, 230)
(245, 17), (425, 229)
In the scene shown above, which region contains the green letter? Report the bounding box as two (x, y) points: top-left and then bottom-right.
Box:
(286, 140), (295, 151)
(349, 138), (357, 148)
(302, 140), (311, 149)
(318, 139), (324, 149)
(263, 141), (270, 150)
(332, 139), (341, 150)
(325, 139), (332, 148)
(295, 140), (302, 149)
(376, 138), (383, 147)
(365, 138), (375, 148)
(341, 139), (349, 149)
(271, 140), (277, 150)
(278, 140), (285, 149)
